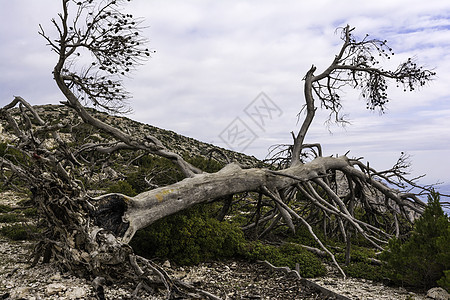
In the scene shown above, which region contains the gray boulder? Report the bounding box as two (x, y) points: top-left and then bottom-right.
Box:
(427, 287), (450, 300)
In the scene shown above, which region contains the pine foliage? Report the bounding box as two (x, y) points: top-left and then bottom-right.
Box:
(381, 190), (450, 290)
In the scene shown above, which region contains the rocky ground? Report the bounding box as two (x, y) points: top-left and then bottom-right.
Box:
(0, 191), (443, 300)
(0, 239), (433, 300)
(0, 240), (322, 299)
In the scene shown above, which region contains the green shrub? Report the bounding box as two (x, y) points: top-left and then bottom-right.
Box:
(0, 213), (25, 223)
(0, 224), (38, 240)
(0, 204), (12, 213)
(125, 155), (225, 194)
(437, 270), (450, 292)
(186, 155), (224, 173)
(343, 262), (388, 282)
(127, 155), (184, 193)
(289, 225), (323, 247)
(242, 241), (326, 278)
(130, 205), (245, 265)
(381, 190), (450, 290)
(107, 180), (137, 196)
(279, 243), (327, 277)
(0, 142), (30, 165)
(350, 247), (376, 263)
(22, 207), (38, 217)
(326, 244), (388, 281)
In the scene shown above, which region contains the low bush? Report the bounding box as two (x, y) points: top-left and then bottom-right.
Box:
(0, 213), (25, 223)
(326, 244), (387, 281)
(437, 270), (450, 292)
(22, 207), (38, 217)
(242, 241), (326, 278)
(185, 155), (224, 173)
(107, 180), (137, 196)
(334, 246), (376, 264)
(289, 225), (323, 247)
(0, 204), (12, 213)
(130, 205), (245, 265)
(0, 224), (38, 240)
(343, 262), (388, 282)
(127, 155), (184, 193)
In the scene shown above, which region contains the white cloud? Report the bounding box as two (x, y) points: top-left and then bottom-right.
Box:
(1, 0), (449, 185)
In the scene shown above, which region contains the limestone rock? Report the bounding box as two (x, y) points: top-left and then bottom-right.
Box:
(427, 287), (450, 300)
(49, 273), (62, 281)
(46, 282), (67, 295)
(163, 260), (171, 268)
(65, 286), (88, 299)
(9, 286), (30, 299)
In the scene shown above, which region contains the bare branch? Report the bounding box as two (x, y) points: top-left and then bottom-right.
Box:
(290, 25), (435, 165)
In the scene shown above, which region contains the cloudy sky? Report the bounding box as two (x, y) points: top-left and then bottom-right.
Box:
(1, 0), (449, 194)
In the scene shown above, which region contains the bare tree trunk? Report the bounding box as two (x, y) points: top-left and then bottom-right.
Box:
(291, 65), (316, 166)
(103, 157), (350, 242)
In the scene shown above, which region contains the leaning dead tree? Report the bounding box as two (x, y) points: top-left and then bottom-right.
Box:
(0, 0), (438, 298)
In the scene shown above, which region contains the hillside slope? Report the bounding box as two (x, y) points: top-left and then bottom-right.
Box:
(30, 104), (261, 167)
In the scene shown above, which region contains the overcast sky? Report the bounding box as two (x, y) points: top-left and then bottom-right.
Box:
(1, 0), (449, 194)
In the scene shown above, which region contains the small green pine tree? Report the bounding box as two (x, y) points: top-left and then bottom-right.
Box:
(381, 190), (449, 290)
(437, 270), (450, 292)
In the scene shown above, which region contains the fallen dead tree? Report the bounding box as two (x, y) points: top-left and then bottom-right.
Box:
(0, 0), (438, 298)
